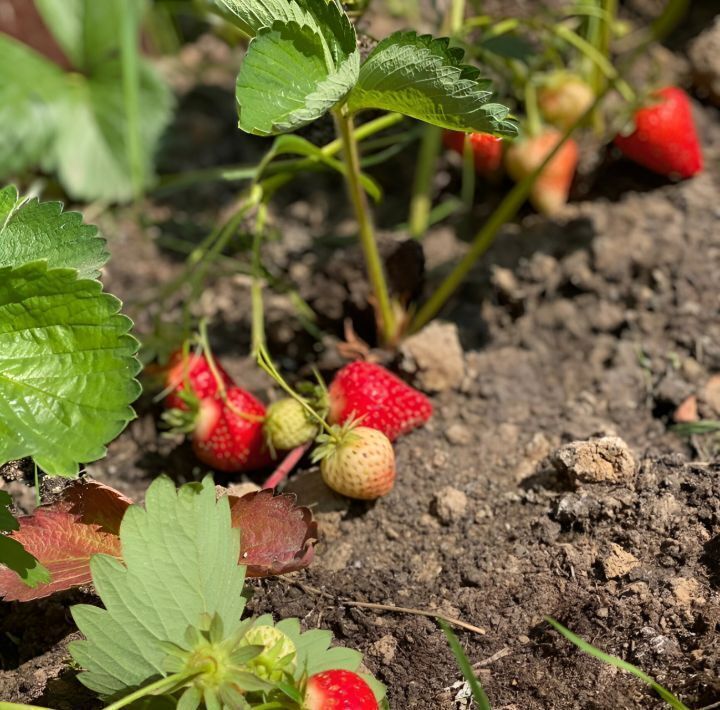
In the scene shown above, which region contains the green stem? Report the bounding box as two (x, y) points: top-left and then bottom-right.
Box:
(33, 461), (40, 506)
(250, 215), (266, 357)
(409, 87), (610, 333)
(460, 134), (476, 212)
(409, 125), (443, 238)
(120, 0), (144, 199)
(450, 0), (466, 33)
(524, 81), (542, 136)
(333, 106), (396, 344)
(102, 671), (197, 710)
(256, 346), (331, 434)
(198, 318), (227, 399)
(0, 704), (53, 710)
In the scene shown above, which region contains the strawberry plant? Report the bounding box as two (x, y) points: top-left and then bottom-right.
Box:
(0, 0), (172, 201)
(8, 475), (386, 709)
(215, 0), (517, 344)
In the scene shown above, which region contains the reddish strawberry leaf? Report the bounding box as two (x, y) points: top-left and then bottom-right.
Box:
(229, 489), (318, 577)
(0, 480), (317, 601)
(0, 479), (131, 602)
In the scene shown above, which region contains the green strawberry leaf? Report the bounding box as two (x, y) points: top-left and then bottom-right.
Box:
(0, 34), (66, 177)
(0, 262), (140, 477)
(34, 0), (147, 72)
(236, 20), (358, 136)
(52, 60), (173, 202)
(0, 490), (51, 589)
(70, 476), (248, 699)
(0, 185), (108, 280)
(347, 31), (518, 136)
(0, 2), (173, 202)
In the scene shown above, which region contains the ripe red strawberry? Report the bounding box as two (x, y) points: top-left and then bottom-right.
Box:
(192, 386), (271, 472)
(304, 670), (379, 710)
(328, 361), (432, 442)
(443, 130), (504, 175)
(505, 129), (579, 215)
(613, 86), (703, 179)
(538, 73), (594, 130)
(164, 349), (232, 410)
(313, 425), (395, 500)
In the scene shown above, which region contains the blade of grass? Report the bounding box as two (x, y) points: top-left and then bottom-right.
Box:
(545, 617), (690, 710)
(438, 619), (492, 710)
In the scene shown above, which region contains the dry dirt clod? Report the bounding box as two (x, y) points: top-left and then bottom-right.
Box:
(602, 543), (640, 579)
(551, 436), (636, 486)
(400, 321), (465, 393)
(445, 423), (473, 446)
(701, 374), (720, 416)
(689, 16), (720, 106)
(432, 486), (468, 524)
(369, 634), (398, 664)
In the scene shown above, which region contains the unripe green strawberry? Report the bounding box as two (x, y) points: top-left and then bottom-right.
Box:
(313, 424), (395, 500)
(264, 398), (319, 453)
(240, 625), (296, 683)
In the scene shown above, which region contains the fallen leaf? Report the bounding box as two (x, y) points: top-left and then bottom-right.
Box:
(229, 489), (318, 576)
(1, 479), (317, 601)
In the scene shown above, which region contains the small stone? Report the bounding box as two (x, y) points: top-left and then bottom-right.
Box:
(518, 634), (531, 645)
(673, 395), (698, 423)
(400, 321), (465, 392)
(432, 486), (468, 524)
(445, 423), (473, 446)
(596, 607), (609, 619)
(552, 436), (636, 486)
(701, 374), (720, 416)
(602, 543), (639, 579)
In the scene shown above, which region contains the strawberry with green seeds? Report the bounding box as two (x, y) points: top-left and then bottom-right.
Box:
(328, 361), (432, 442)
(264, 397), (322, 454)
(613, 86), (703, 179)
(505, 128), (579, 215)
(313, 423), (395, 500)
(183, 386), (271, 472)
(304, 669), (379, 710)
(442, 130), (504, 176)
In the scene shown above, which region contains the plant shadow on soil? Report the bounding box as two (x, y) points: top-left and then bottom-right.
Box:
(3, 11), (720, 710)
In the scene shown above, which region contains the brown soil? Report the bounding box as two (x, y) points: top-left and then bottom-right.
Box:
(2, 9), (720, 710)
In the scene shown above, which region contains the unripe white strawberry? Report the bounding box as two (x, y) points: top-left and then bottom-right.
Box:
(538, 73), (595, 130)
(313, 424), (395, 500)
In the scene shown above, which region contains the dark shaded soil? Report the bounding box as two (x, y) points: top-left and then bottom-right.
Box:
(2, 8), (720, 710)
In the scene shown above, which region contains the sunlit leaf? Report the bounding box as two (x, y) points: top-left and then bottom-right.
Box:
(347, 31), (518, 136)
(70, 476), (248, 699)
(0, 262), (141, 476)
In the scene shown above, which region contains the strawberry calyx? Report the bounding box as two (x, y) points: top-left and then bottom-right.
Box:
(311, 420), (363, 464)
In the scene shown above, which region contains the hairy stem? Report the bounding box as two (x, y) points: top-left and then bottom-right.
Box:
(102, 671), (198, 710)
(333, 106), (396, 344)
(409, 125), (443, 238)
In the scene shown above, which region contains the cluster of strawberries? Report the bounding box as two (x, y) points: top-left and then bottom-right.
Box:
(443, 81), (704, 215)
(163, 351), (432, 501)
